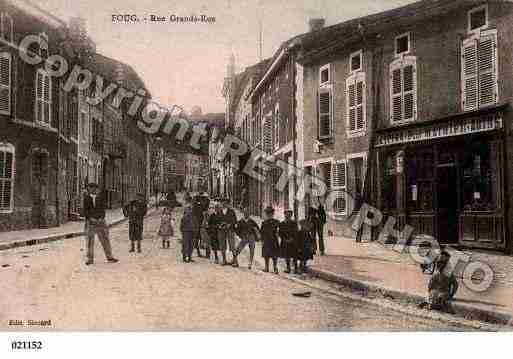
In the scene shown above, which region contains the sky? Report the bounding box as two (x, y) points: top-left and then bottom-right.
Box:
(37, 0), (416, 114)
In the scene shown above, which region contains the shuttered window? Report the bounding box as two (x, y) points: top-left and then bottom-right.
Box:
(318, 89), (332, 139)
(461, 30), (498, 111)
(273, 109), (280, 151)
(35, 69), (52, 125)
(331, 160), (347, 215)
(0, 13), (14, 44)
(346, 72), (366, 134)
(263, 116), (273, 154)
(0, 52), (11, 115)
(0, 143), (14, 213)
(390, 57), (417, 123)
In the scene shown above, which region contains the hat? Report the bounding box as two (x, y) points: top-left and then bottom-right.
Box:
(86, 182), (99, 188)
(264, 206), (274, 214)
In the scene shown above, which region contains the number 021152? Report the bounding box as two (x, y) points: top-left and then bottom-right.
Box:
(11, 341), (43, 350)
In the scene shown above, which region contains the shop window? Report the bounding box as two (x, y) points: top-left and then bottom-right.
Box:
(462, 143), (498, 211)
(407, 150), (434, 212)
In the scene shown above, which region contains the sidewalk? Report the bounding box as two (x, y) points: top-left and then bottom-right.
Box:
(0, 198), (159, 251)
(228, 206), (513, 326)
(306, 237), (513, 325)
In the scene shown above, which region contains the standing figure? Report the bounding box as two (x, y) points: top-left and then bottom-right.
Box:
(218, 198), (238, 266)
(279, 210), (298, 274)
(180, 205), (199, 263)
(192, 194), (205, 257)
(82, 182), (119, 265)
(307, 207), (320, 255)
(123, 193), (148, 253)
(295, 219), (314, 273)
(207, 204), (224, 264)
(200, 208), (212, 259)
(260, 206), (280, 274)
(317, 203), (327, 255)
(158, 207), (175, 249)
(233, 208), (260, 269)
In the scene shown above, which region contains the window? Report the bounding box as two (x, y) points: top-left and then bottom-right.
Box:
(0, 143), (14, 213)
(382, 153), (398, 212)
(331, 160), (347, 215)
(407, 150), (434, 212)
(318, 89), (333, 140)
(395, 33), (411, 56)
(390, 56), (417, 123)
(346, 72), (366, 134)
(263, 115), (273, 154)
(319, 64), (331, 85)
(468, 5), (488, 33)
(347, 155), (366, 214)
(0, 13), (14, 44)
(273, 108), (280, 151)
(0, 52), (11, 115)
(461, 29), (498, 111)
(35, 69), (52, 125)
(350, 50), (363, 73)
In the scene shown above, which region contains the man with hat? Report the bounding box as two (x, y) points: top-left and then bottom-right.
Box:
(279, 209), (299, 274)
(82, 182), (119, 265)
(123, 193), (148, 253)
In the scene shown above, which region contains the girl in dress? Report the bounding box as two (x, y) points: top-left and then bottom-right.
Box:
(158, 207), (175, 248)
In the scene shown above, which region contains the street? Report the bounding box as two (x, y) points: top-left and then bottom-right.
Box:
(0, 209), (472, 331)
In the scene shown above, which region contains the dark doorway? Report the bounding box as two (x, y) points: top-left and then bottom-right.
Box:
(31, 152), (49, 228)
(437, 165), (458, 243)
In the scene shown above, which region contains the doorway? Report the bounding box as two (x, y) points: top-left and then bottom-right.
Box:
(31, 152), (49, 228)
(436, 165), (458, 243)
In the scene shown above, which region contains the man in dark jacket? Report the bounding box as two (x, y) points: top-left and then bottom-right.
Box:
(316, 203), (327, 256)
(82, 183), (118, 265)
(219, 198), (238, 266)
(180, 205), (199, 263)
(123, 193), (148, 253)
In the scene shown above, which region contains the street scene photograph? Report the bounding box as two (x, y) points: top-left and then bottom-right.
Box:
(1, 0), (513, 354)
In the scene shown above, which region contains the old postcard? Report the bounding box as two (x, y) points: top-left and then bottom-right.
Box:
(1, 0), (512, 355)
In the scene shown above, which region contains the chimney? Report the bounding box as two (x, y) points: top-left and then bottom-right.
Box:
(308, 18), (325, 32)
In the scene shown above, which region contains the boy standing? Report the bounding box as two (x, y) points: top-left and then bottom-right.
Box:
(260, 206), (280, 274)
(123, 193), (148, 253)
(233, 208), (260, 269)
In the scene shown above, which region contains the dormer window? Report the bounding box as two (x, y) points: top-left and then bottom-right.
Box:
(395, 33), (411, 56)
(468, 5), (488, 34)
(319, 64), (330, 85)
(350, 50), (363, 73)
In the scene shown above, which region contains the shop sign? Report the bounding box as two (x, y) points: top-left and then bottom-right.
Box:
(375, 114), (502, 147)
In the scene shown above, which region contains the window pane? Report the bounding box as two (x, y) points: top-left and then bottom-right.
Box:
(470, 9), (486, 30)
(351, 54), (361, 71)
(396, 35), (409, 54)
(320, 68), (329, 83)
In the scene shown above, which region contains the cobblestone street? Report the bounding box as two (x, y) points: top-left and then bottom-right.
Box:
(0, 209), (473, 331)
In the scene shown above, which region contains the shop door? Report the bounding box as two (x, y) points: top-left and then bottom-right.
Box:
(437, 165), (458, 243)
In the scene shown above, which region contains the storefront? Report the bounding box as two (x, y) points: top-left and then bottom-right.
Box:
(375, 109), (506, 250)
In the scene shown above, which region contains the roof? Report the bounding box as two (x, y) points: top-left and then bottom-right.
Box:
(297, 0), (497, 64)
(230, 58), (271, 112)
(83, 53), (151, 97)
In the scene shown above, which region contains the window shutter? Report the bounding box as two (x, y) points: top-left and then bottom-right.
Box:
(331, 160), (347, 214)
(0, 149), (13, 211)
(318, 90), (331, 139)
(403, 58), (417, 121)
(0, 53), (11, 115)
(263, 116), (273, 153)
(462, 37), (479, 111)
(347, 79), (356, 131)
(478, 30), (498, 108)
(390, 58), (416, 122)
(390, 62), (403, 122)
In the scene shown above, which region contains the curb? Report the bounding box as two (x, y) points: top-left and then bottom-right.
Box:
(0, 208), (159, 252)
(308, 267), (513, 327)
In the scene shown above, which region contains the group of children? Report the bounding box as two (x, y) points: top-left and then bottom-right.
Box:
(155, 202), (316, 274)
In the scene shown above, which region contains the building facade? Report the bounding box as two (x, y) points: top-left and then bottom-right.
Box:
(0, 0), (150, 232)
